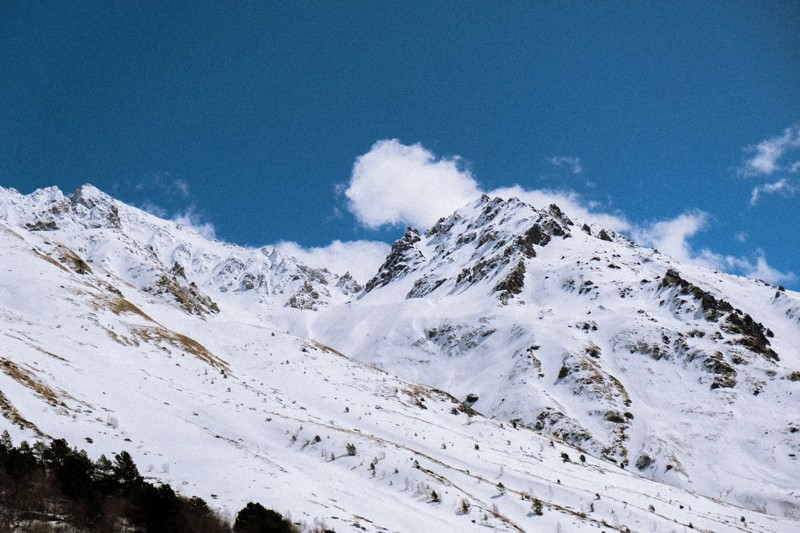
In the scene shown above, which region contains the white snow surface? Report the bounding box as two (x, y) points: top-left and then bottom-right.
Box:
(0, 185), (798, 532)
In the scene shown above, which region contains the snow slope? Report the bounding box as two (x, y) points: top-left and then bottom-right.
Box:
(307, 195), (800, 519)
(1, 185), (799, 531)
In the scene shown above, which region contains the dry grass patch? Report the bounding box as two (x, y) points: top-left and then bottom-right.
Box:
(56, 245), (92, 274)
(0, 358), (67, 409)
(0, 389), (42, 435)
(31, 248), (70, 273)
(108, 296), (154, 321)
(130, 326), (229, 371)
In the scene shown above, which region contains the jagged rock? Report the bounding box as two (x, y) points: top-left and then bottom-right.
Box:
(335, 272), (362, 295)
(57, 246), (92, 275)
(495, 261), (526, 303)
(516, 224), (550, 254)
(171, 262), (187, 279)
(407, 274), (446, 299)
(423, 323), (496, 355)
(660, 269), (778, 362)
(636, 454), (654, 470)
(661, 269), (734, 321)
(722, 313), (779, 361)
(364, 228), (423, 292)
(287, 281), (322, 310)
(703, 351), (737, 389)
(146, 273), (220, 316)
(547, 204), (574, 226)
(534, 407), (595, 450)
(25, 220), (58, 231)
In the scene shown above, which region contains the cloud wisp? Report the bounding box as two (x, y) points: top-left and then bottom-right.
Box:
(135, 174), (216, 240)
(741, 124), (800, 177)
(749, 178), (800, 206)
(548, 156), (584, 175)
(273, 240), (391, 285)
(172, 207), (216, 240)
(739, 124), (800, 211)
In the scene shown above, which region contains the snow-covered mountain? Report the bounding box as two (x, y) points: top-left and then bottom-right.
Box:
(0, 185), (360, 313)
(1, 185), (798, 531)
(309, 195), (800, 515)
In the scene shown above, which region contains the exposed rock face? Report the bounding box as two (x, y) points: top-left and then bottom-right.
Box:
(702, 351), (738, 389)
(556, 350), (631, 464)
(494, 260), (526, 304)
(660, 269), (778, 360)
(335, 272), (363, 295)
(146, 273), (220, 316)
(364, 228), (423, 293)
(287, 281), (322, 310)
(367, 196), (573, 302)
(722, 312), (778, 361)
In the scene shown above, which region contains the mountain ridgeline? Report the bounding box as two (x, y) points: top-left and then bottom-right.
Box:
(1, 185), (798, 532)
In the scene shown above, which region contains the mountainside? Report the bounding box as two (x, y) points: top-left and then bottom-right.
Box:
(0, 185), (360, 313)
(1, 185), (799, 532)
(308, 195), (800, 517)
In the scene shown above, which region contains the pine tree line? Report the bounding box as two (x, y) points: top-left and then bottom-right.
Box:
(0, 431), (306, 532)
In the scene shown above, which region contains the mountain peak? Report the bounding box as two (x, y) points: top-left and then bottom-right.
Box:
(366, 196), (576, 301)
(70, 183), (114, 209)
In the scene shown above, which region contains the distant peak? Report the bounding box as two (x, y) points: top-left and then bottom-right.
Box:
(71, 184), (113, 208)
(30, 185), (67, 201)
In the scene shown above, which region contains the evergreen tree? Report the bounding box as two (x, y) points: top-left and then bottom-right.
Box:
(112, 451), (141, 493)
(233, 502), (295, 533)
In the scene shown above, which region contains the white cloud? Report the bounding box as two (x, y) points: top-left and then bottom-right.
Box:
(273, 240), (391, 284)
(633, 211), (795, 284)
(632, 211), (710, 265)
(735, 232), (748, 243)
(140, 200), (168, 218)
(744, 254), (796, 285)
(749, 178), (799, 206)
(548, 156), (584, 174)
(345, 139), (481, 229)
(489, 185), (632, 232)
(346, 140), (621, 231)
(134, 172), (192, 197)
(172, 208), (216, 240)
(343, 139), (794, 286)
(139, 199), (216, 240)
(742, 124), (800, 177)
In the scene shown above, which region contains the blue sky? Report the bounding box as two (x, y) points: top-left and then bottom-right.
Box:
(2, 2), (799, 286)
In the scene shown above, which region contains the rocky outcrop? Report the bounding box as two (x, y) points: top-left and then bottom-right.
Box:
(146, 273), (220, 316)
(660, 269), (778, 361)
(364, 228), (424, 293)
